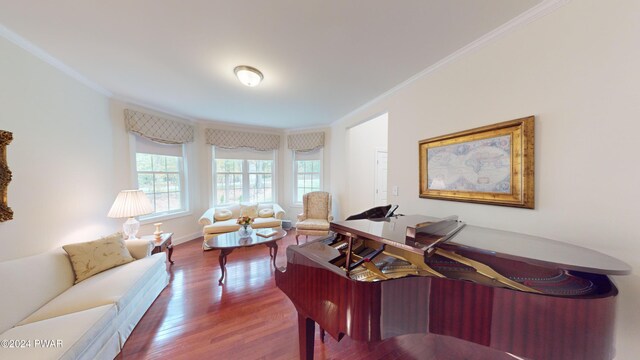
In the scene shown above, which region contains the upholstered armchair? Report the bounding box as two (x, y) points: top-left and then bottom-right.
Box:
(295, 191), (333, 244)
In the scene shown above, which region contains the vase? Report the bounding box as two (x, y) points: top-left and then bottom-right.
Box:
(239, 224), (253, 237)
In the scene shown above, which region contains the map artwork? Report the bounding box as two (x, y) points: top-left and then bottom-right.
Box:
(427, 135), (511, 193)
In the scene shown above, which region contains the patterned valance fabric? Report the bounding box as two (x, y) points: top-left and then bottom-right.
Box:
(287, 132), (325, 152)
(205, 129), (280, 151)
(124, 109), (194, 144)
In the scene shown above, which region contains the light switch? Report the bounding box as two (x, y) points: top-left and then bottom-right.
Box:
(392, 186), (399, 196)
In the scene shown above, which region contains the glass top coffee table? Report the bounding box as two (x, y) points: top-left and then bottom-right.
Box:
(203, 228), (287, 285)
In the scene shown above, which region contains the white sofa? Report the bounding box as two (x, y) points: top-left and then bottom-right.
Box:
(199, 203), (285, 240)
(0, 239), (169, 360)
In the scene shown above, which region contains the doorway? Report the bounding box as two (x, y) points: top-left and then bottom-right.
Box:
(374, 149), (388, 206)
(346, 113), (389, 216)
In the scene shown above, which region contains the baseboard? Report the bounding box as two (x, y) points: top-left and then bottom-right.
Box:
(173, 232), (202, 245)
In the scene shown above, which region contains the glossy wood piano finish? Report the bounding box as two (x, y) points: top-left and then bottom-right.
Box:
(275, 216), (630, 360)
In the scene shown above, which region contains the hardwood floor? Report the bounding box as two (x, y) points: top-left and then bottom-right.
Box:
(116, 232), (485, 360)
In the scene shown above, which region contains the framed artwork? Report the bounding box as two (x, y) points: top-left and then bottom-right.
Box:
(0, 130), (13, 222)
(419, 116), (534, 208)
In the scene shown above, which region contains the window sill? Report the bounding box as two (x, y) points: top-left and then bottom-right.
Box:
(140, 210), (192, 225)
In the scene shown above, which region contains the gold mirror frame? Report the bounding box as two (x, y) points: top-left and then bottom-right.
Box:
(419, 116), (534, 209)
(0, 130), (13, 221)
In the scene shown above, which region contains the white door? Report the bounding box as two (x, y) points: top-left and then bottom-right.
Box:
(374, 150), (388, 206)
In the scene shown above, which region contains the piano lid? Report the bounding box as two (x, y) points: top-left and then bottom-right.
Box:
(331, 215), (631, 276)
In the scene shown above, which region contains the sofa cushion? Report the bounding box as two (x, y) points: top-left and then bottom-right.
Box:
(296, 218), (330, 230)
(0, 304), (117, 360)
(240, 203), (259, 218)
(203, 219), (241, 234)
(63, 233), (134, 284)
(253, 217), (282, 228)
(227, 203), (242, 218)
(257, 203), (272, 211)
(214, 208), (233, 221)
(18, 253), (166, 326)
(258, 208), (274, 218)
(0, 248), (74, 334)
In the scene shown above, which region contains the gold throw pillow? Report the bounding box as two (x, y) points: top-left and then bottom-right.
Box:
(63, 233), (134, 284)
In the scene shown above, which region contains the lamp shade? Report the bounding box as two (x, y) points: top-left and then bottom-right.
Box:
(107, 190), (153, 218)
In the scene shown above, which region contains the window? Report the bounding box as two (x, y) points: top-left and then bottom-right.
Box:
(134, 135), (188, 217)
(293, 149), (322, 203)
(213, 147), (275, 205)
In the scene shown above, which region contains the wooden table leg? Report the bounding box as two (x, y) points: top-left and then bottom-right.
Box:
(167, 242), (174, 264)
(218, 249), (233, 285)
(298, 313), (315, 360)
(266, 242), (278, 268)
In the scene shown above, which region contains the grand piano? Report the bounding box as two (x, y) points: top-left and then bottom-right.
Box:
(275, 214), (631, 360)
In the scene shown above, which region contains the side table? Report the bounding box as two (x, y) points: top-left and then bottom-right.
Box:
(147, 233), (174, 264)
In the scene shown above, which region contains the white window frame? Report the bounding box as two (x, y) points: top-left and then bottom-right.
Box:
(212, 147), (277, 206)
(292, 148), (323, 205)
(129, 134), (191, 223)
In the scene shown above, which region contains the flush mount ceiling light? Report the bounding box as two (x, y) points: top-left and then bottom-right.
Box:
(234, 65), (263, 87)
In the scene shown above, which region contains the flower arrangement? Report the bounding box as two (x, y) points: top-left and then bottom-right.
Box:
(237, 215), (254, 226)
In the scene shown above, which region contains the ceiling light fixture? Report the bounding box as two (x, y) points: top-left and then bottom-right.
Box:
(234, 65), (263, 87)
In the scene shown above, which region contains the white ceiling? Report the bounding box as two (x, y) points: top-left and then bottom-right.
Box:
(0, 0), (542, 128)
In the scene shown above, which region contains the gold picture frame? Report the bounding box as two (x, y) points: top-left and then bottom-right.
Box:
(0, 130), (13, 222)
(419, 116), (534, 208)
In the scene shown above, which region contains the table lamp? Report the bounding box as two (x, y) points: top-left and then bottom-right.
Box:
(107, 190), (154, 240)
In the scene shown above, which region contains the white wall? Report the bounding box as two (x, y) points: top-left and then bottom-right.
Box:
(0, 36), (124, 261)
(346, 113), (387, 215)
(331, 1), (639, 358)
(0, 36), (211, 258)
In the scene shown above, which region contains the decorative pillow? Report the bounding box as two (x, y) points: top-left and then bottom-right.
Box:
(240, 204), (259, 219)
(258, 208), (274, 218)
(63, 233), (134, 284)
(214, 208), (233, 221)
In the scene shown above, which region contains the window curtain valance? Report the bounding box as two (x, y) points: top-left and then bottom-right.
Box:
(205, 129), (280, 151)
(287, 132), (325, 152)
(125, 109), (194, 144)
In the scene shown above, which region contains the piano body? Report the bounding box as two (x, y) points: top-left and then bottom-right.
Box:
(275, 215), (631, 360)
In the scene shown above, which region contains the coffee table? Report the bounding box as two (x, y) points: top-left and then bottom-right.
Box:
(203, 228), (287, 285)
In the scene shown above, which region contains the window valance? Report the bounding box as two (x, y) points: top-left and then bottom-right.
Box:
(205, 129), (280, 151)
(287, 132), (325, 152)
(125, 109), (194, 144)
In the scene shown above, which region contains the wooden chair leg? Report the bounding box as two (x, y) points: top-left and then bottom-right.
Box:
(295, 234), (299, 245)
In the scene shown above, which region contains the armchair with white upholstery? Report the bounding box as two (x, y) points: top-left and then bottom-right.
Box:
(295, 191), (333, 244)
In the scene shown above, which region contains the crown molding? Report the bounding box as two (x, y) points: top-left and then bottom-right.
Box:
(332, 0), (571, 126)
(0, 22), (112, 97)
